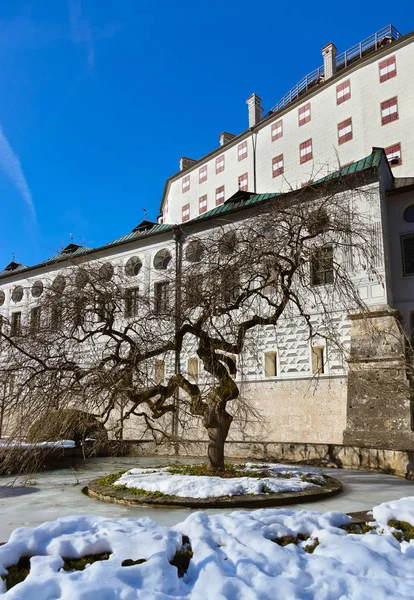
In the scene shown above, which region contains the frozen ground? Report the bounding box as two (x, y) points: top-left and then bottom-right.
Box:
(113, 463), (325, 498)
(2, 498), (414, 598)
(1, 456), (414, 542)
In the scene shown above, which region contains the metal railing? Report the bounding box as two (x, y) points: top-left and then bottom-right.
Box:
(268, 24), (402, 116)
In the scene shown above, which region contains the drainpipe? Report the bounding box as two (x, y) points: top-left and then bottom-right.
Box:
(172, 226), (184, 439)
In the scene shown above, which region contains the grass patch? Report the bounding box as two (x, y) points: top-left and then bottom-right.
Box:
(121, 558), (146, 567)
(169, 535), (193, 578)
(1, 556), (31, 591)
(61, 552), (111, 572)
(272, 533), (319, 553)
(341, 523), (374, 535)
(388, 520), (414, 542)
(98, 471), (128, 486)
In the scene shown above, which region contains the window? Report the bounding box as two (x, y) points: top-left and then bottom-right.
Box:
(188, 357), (199, 382)
(186, 274), (204, 308)
(311, 246), (334, 285)
(125, 287), (139, 317)
(74, 296), (87, 327)
(52, 275), (66, 293)
(238, 141), (247, 161)
(0, 290), (5, 307)
(10, 312), (22, 337)
(50, 303), (62, 332)
(154, 359), (165, 384)
(272, 154), (284, 178)
(182, 203), (190, 222)
(312, 346), (325, 374)
(221, 268), (240, 303)
(154, 249), (172, 270)
(199, 165), (207, 184)
(336, 80), (351, 105)
(385, 143), (402, 167)
(182, 175), (190, 193)
(154, 281), (169, 313)
(186, 240), (204, 262)
(381, 97), (398, 125)
(238, 173), (248, 191)
(99, 263), (114, 282)
(271, 119), (283, 141)
(30, 307), (41, 334)
(216, 154), (225, 174)
(404, 205), (414, 223)
(125, 256), (142, 277)
(216, 186), (225, 206)
(199, 195), (208, 215)
(12, 286), (23, 303)
(264, 351), (277, 377)
(298, 103), (311, 126)
(299, 139), (313, 164)
(401, 234), (414, 277)
(379, 55), (396, 83)
(338, 118), (353, 145)
(31, 281), (43, 298)
(75, 269), (88, 289)
(219, 231), (237, 255)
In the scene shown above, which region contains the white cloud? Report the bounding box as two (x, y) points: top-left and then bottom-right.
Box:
(67, 0), (95, 69)
(0, 125), (36, 220)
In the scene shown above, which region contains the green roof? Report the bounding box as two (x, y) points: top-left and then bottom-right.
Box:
(0, 148), (386, 281)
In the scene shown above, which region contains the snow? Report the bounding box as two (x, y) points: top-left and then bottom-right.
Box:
(114, 463), (325, 498)
(0, 440), (76, 449)
(2, 498), (414, 598)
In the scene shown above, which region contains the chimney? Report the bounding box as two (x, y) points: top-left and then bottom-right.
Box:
(179, 157), (196, 171)
(322, 42), (337, 80)
(246, 94), (263, 128)
(219, 132), (236, 146)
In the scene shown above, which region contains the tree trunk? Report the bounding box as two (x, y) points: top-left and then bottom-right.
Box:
(204, 406), (233, 471)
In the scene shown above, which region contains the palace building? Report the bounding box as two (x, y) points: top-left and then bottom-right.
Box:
(1, 25), (414, 450)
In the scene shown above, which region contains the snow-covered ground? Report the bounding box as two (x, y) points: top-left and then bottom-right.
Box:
(113, 463), (325, 498)
(2, 497), (414, 598)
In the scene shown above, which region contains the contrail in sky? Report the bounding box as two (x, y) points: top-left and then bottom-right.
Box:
(0, 124), (36, 220)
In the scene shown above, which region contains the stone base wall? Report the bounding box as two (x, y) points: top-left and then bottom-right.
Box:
(119, 439), (414, 480)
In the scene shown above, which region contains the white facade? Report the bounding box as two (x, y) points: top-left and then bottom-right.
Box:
(161, 27), (414, 225)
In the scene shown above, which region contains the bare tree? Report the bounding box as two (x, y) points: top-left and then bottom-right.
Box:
(0, 175), (383, 470)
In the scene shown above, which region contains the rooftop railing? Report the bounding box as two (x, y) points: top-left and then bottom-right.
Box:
(268, 24), (402, 116)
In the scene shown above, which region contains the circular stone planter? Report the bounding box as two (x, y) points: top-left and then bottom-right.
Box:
(84, 475), (342, 509)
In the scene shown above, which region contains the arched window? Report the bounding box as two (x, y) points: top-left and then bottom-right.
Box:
(31, 280), (44, 298)
(99, 263), (114, 282)
(186, 240), (204, 263)
(404, 205), (414, 223)
(0, 290), (5, 306)
(154, 249), (172, 270)
(219, 231), (237, 255)
(75, 269), (89, 289)
(12, 286), (23, 303)
(52, 275), (66, 293)
(125, 256), (142, 277)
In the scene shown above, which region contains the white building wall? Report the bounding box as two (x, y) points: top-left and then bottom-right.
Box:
(162, 35), (414, 224)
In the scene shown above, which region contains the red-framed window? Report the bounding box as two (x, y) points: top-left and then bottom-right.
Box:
(272, 154), (284, 178)
(199, 195), (208, 214)
(379, 55), (396, 83)
(182, 203), (190, 222)
(199, 165), (207, 184)
(385, 143), (402, 167)
(381, 97), (398, 125)
(338, 118), (353, 145)
(238, 173), (248, 191)
(216, 186), (225, 206)
(216, 154), (225, 174)
(182, 175), (190, 193)
(299, 139), (313, 164)
(271, 119), (283, 141)
(238, 141), (248, 161)
(298, 103), (311, 126)
(336, 80), (351, 105)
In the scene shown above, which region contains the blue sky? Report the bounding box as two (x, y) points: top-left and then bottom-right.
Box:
(0, 1), (413, 268)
